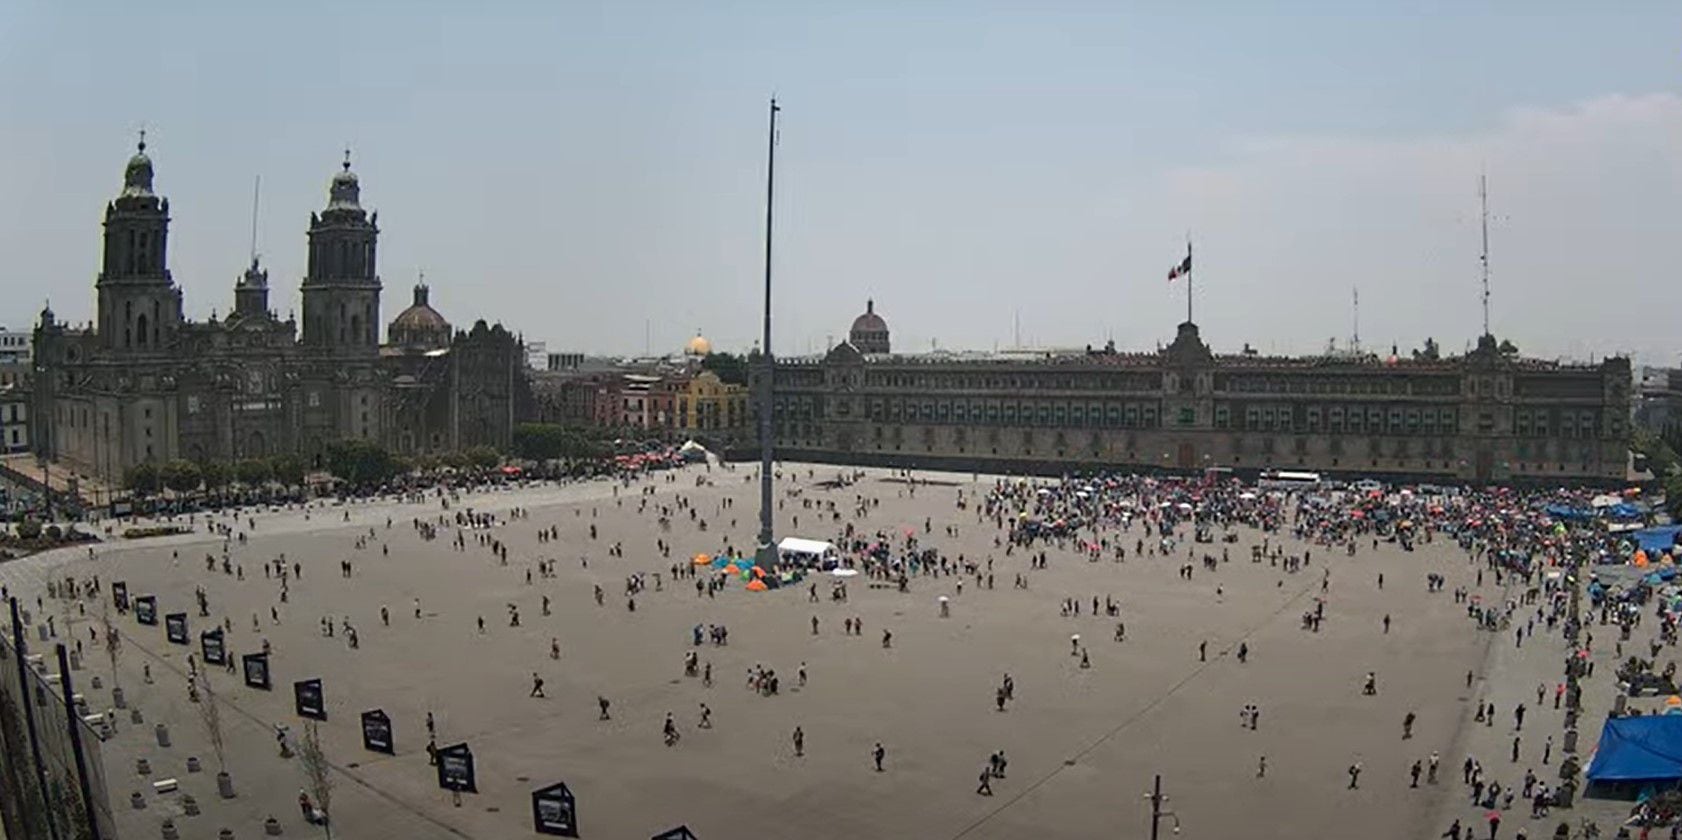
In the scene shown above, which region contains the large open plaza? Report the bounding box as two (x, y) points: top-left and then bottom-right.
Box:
(2, 461), (1606, 839)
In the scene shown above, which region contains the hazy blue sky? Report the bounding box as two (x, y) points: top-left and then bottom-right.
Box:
(2, 2), (1678, 362)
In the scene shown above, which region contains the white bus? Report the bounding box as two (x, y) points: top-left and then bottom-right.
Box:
(1257, 470), (1322, 491)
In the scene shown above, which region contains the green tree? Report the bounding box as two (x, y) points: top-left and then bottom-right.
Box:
(270, 455), (306, 488)
(464, 445), (500, 470)
(236, 458), (273, 487)
(161, 460), (202, 494)
(15, 518), (42, 540)
(123, 462), (162, 496)
(440, 450), (469, 470)
(201, 460), (232, 491)
(325, 440), (399, 487)
(514, 423), (565, 461)
(702, 351), (750, 386)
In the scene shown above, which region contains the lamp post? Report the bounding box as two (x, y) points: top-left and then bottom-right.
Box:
(753, 97), (781, 570)
(1146, 774), (1180, 839)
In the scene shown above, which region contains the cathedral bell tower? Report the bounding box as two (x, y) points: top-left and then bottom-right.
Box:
(301, 150), (381, 355)
(97, 133), (184, 352)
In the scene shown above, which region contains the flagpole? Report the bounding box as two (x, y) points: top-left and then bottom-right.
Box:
(1185, 238), (1193, 324)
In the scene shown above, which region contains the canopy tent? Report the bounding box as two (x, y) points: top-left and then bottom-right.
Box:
(777, 537), (840, 569)
(1545, 504), (1595, 522)
(1631, 526), (1682, 556)
(1586, 716), (1682, 783)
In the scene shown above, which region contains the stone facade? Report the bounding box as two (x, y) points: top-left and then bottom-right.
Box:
(764, 317), (1633, 485)
(29, 140), (528, 484)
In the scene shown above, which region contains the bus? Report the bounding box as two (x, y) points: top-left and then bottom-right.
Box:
(1257, 470), (1322, 491)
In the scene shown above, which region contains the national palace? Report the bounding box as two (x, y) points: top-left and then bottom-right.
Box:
(764, 302), (1633, 484)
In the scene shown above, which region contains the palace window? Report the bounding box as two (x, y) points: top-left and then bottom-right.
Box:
(1214, 405), (1230, 429)
(1244, 406), (1260, 431)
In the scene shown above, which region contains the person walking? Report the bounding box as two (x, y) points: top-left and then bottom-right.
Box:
(598, 696), (611, 720)
(1410, 760), (1422, 788)
(1257, 755), (1267, 778)
(873, 742), (886, 771)
(529, 673), (545, 698)
(793, 726), (804, 757)
(976, 766), (993, 796)
(1404, 711), (1416, 739)
(1347, 761), (1362, 789)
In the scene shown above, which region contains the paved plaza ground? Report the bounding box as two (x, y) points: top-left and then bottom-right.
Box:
(0, 463), (1619, 838)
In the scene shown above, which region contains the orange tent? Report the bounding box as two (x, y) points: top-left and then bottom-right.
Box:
(1635, 550), (1650, 567)
(724, 564), (741, 575)
(745, 579), (768, 592)
(692, 554), (712, 565)
(751, 566), (766, 578)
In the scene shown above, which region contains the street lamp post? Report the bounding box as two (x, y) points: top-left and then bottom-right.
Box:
(753, 97), (781, 570)
(1146, 774), (1180, 839)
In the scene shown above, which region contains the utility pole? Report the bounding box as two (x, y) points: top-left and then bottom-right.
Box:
(753, 97), (781, 570)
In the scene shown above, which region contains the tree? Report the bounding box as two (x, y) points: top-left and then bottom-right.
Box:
(198, 676), (234, 798)
(298, 720), (334, 839)
(14, 519), (41, 540)
(123, 462), (161, 496)
(464, 445), (500, 470)
(236, 458), (273, 487)
(325, 440), (399, 488)
(201, 460), (232, 492)
(702, 351), (750, 386)
(270, 455), (306, 488)
(99, 600), (123, 707)
(160, 460), (202, 494)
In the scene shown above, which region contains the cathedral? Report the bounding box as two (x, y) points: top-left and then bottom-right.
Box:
(30, 138), (531, 485)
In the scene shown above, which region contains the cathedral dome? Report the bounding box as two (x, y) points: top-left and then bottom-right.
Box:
(389, 282), (451, 350)
(122, 135), (155, 198)
(685, 332), (712, 357)
(327, 150), (362, 211)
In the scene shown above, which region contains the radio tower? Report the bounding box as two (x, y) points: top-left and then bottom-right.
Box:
(1479, 173), (1491, 337)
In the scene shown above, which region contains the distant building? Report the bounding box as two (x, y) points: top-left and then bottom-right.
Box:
(762, 301), (1632, 484)
(0, 360), (27, 454)
(30, 139), (528, 483)
(1634, 365), (1682, 433)
(0, 327), (31, 365)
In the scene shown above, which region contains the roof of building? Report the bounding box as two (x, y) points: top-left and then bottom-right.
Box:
(851, 299), (887, 334)
(391, 283), (449, 333)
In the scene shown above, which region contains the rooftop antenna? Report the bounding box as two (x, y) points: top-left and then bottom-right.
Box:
(1479, 172), (1491, 337)
(1013, 309), (1021, 349)
(1351, 286), (1360, 353)
(249, 175), (261, 263)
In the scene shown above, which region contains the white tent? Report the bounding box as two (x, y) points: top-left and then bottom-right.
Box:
(777, 537), (839, 568)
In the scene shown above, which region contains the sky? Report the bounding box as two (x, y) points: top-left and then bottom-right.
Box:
(1, 2), (1678, 364)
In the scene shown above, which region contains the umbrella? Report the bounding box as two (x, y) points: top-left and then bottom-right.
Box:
(829, 568), (858, 577)
(745, 579), (768, 592)
(938, 595), (950, 603)
(692, 554), (712, 565)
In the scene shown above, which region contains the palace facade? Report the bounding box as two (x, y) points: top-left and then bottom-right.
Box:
(30, 140), (530, 485)
(763, 302), (1632, 484)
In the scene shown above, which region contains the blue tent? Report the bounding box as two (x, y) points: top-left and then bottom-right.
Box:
(1586, 716), (1682, 782)
(1608, 502), (1645, 521)
(1546, 504), (1595, 522)
(1632, 526), (1682, 556)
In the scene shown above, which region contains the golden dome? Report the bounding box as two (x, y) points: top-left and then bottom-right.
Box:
(685, 332), (712, 356)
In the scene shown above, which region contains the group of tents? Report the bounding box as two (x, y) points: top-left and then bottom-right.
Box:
(690, 553), (807, 592)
